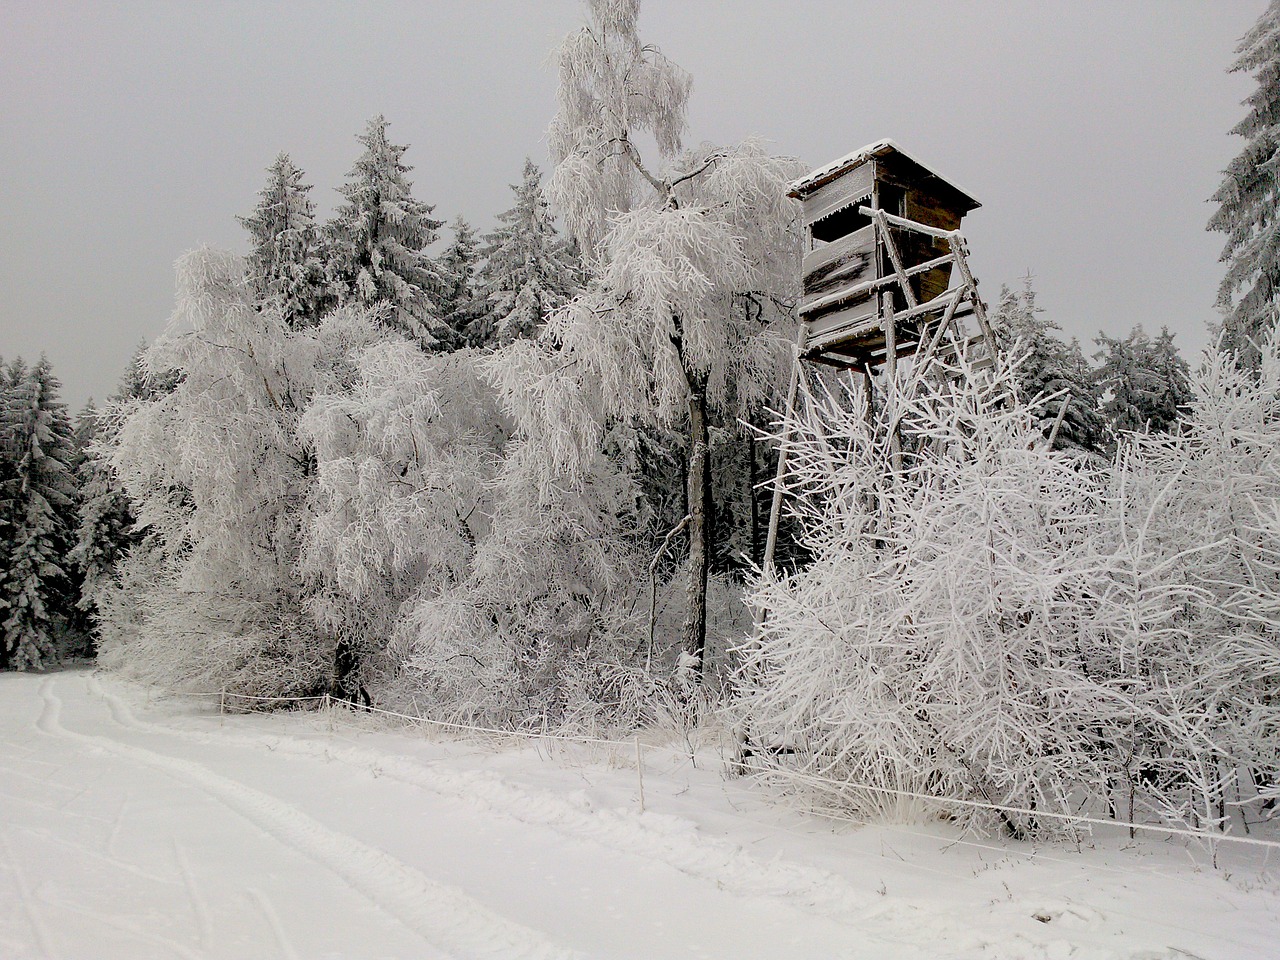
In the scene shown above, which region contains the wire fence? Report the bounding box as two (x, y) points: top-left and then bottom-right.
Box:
(193, 685), (1280, 855)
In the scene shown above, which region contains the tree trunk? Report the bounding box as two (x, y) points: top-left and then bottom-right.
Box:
(748, 431), (760, 567)
(682, 383), (711, 677)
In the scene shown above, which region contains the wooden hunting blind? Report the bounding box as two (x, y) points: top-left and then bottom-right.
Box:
(789, 139), (986, 369)
(761, 141), (1000, 571)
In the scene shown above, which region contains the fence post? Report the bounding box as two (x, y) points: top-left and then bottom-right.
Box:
(219, 686), (225, 725)
(635, 736), (645, 814)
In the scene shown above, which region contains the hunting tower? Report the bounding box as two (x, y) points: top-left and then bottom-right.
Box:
(789, 139), (991, 369)
(762, 141), (999, 569)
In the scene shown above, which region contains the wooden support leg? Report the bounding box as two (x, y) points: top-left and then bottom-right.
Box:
(762, 324), (808, 574)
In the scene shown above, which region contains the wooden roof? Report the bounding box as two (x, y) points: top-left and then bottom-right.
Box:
(788, 139), (980, 213)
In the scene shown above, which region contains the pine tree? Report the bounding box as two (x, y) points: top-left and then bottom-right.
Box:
(1209, 0), (1280, 370)
(1094, 324), (1191, 448)
(438, 215), (489, 346)
(991, 277), (1105, 454)
(239, 153), (328, 327)
(476, 158), (581, 347)
(326, 116), (447, 347)
(1149, 326), (1193, 432)
(0, 357), (79, 670)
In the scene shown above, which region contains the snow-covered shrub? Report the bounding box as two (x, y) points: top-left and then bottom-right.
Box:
(1094, 333), (1280, 828)
(734, 356), (1120, 835)
(386, 437), (647, 728)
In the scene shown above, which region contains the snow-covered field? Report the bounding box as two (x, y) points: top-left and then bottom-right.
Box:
(2, 669), (1278, 959)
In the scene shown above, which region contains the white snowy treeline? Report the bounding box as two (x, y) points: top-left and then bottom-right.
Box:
(92, 247), (651, 726)
(735, 338), (1280, 836)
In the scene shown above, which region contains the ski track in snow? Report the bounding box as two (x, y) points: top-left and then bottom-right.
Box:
(87, 673), (899, 931)
(37, 676), (580, 960)
(246, 887), (301, 960)
(0, 829), (58, 960)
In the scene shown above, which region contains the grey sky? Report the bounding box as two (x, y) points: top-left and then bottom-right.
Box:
(0, 1), (1264, 411)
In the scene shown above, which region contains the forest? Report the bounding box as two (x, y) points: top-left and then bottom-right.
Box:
(3, 0), (1279, 844)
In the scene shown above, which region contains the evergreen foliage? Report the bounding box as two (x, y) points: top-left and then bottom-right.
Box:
(1093, 324), (1191, 448)
(1209, 0), (1280, 369)
(438, 216), (490, 346)
(239, 153), (328, 327)
(327, 116), (447, 347)
(991, 277), (1105, 454)
(476, 158), (581, 347)
(69, 345), (176, 639)
(0, 357), (79, 670)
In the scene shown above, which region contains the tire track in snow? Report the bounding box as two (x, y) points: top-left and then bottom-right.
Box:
(40, 677), (579, 960)
(85, 675), (902, 932)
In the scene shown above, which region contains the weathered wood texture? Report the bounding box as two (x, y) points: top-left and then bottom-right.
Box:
(802, 162), (875, 227)
(802, 226), (875, 301)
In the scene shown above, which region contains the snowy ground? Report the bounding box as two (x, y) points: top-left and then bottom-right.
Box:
(2, 669), (1278, 959)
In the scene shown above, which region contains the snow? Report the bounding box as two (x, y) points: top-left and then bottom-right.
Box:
(788, 138), (980, 208)
(3, 669), (1279, 959)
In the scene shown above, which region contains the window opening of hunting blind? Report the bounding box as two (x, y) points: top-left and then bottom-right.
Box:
(810, 199), (872, 245)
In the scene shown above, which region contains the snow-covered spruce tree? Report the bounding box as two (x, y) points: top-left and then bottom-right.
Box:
(734, 356), (1121, 836)
(475, 157), (581, 347)
(991, 277), (1105, 455)
(1093, 324), (1191, 450)
(438, 215), (490, 347)
(101, 249), (368, 696)
(0, 357), (80, 670)
(1209, 0), (1280, 371)
(326, 116), (448, 348)
(1097, 332), (1280, 829)
(239, 152), (328, 327)
(298, 337), (503, 703)
(506, 0), (803, 674)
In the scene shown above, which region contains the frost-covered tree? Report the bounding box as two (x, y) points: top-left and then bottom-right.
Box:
(438, 216), (490, 347)
(735, 356), (1120, 836)
(1093, 324), (1191, 448)
(71, 341), (184, 637)
(500, 0), (803, 673)
(1209, 0), (1280, 370)
(476, 158), (581, 347)
(327, 116), (447, 347)
(0, 357), (79, 670)
(239, 153), (328, 327)
(298, 339), (502, 702)
(100, 249), (367, 696)
(392, 432), (645, 728)
(1098, 332), (1280, 828)
(991, 277), (1104, 454)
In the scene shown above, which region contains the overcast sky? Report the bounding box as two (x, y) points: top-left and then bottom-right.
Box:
(0, 1), (1266, 411)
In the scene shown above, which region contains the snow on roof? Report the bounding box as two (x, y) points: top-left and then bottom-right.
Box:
(788, 138), (980, 210)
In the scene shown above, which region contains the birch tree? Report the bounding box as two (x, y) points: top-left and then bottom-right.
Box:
(509, 0), (803, 673)
(102, 249), (338, 695)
